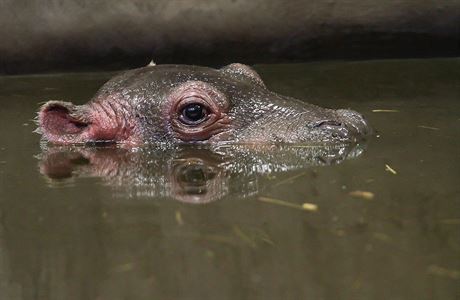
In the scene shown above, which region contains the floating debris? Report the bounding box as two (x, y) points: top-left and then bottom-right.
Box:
(427, 265), (460, 280)
(232, 226), (274, 247)
(233, 226), (257, 248)
(385, 164), (398, 175)
(273, 171), (308, 187)
(258, 196), (318, 212)
(302, 202), (318, 211)
(175, 210), (184, 226)
(349, 190), (375, 200)
(417, 125), (440, 131)
(259, 196), (302, 209)
(253, 229), (275, 245)
(372, 109), (400, 113)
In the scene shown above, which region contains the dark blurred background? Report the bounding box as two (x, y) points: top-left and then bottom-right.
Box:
(1, 0), (459, 74)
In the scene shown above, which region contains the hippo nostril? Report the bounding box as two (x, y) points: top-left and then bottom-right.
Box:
(304, 119), (351, 141)
(313, 120), (342, 128)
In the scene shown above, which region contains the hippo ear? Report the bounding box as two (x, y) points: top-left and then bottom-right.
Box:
(38, 101), (90, 143)
(220, 63), (266, 88)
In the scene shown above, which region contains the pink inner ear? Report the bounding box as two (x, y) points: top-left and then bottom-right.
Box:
(40, 105), (88, 136)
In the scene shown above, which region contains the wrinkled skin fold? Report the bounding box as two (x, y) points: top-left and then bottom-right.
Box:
(37, 63), (371, 146)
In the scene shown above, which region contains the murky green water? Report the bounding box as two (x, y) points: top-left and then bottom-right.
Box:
(0, 59), (459, 300)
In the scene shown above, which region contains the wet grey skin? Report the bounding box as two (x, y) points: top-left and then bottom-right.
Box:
(37, 63), (371, 146)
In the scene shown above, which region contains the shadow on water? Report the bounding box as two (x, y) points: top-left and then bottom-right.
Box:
(38, 143), (366, 203)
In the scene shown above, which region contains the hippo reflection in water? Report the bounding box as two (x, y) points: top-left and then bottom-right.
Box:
(39, 144), (366, 204)
(37, 63), (371, 145)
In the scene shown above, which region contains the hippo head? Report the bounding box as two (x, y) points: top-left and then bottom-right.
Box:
(38, 63), (371, 146)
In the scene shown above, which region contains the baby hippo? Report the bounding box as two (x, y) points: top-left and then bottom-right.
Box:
(38, 63), (371, 145)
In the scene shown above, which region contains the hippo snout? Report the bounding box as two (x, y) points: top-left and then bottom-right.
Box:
(336, 109), (372, 138)
(304, 109), (371, 143)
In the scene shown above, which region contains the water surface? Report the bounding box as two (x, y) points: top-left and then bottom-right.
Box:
(0, 59), (459, 300)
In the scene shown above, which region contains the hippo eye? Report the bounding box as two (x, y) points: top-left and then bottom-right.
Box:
(179, 103), (208, 125)
(167, 82), (230, 141)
